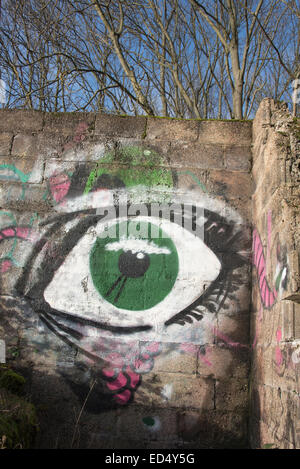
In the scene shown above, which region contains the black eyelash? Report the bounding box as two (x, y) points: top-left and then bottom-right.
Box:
(165, 210), (248, 327)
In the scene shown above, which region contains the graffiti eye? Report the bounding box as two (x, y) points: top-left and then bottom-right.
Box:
(43, 215), (221, 329)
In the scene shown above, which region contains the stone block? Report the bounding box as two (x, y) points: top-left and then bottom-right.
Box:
(251, 344), (274, 387)
(217, 311), (250, 346)
(0, 132), (13, 156)
(0, 181), (52, 212)
(95, 114), (146, 138)
(224, 144), (252, 172)
(265, 388), (299, 446)
(252, 148), (286, 194)
(75, 409), (118, 441)
(0, 156), (44, 184)
(178, 409), (248, 447)
(141, 372), (215, 410)
(173, 166), (207, 192)
(61, 140), (107, 162)
(197, 345), (249, 380)
(36, 131), (68, 159)
(11, 133), (38, 158)
(252, 98), (272, 144)
(215, 378), (248, 411)
(167, 142), (224, 169)
(146, 117), (198, 142)
(43, 112), (96, 136)
(198, 121), (252, 145)
(151, 343), (198, 375)
(116, 406), (178, 442)
(0, 110), (43, 132)
(206, 169), (253, 199)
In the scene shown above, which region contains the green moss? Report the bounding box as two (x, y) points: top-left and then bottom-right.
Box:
(0, 368), (38, 449)
(147, 115), (252, 122)
(112, 112), (251, 122)
(48, 111), (88, 117)
(0, 367), (25, 396)
(0, 389), (38, 449)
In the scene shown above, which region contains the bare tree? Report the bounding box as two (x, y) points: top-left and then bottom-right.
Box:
(252, 0), (300, 116)
(0, 0), (298, 117)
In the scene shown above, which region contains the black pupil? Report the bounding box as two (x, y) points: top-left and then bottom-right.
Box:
(118, 251), (150, 278)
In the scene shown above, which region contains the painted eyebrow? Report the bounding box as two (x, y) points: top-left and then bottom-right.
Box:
(105, 238), (171, 255)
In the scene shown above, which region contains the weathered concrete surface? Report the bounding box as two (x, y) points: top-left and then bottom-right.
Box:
(2, 103), (297, 449)
(250, 98), (300, 449)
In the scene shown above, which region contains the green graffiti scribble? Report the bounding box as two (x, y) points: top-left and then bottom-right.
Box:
(0, 210), (17, 226)
(0, 164), (31, 201)
(176, 170), (207, 192)
(42, 189), (48, 201)
(84, 147), (173, 194)
(0, 164), (31, 183)
(29, 213), (39, 225)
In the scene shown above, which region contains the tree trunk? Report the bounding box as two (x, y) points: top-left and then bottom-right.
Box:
(232, 81), (243, 119)
(230, 44), (243, 119)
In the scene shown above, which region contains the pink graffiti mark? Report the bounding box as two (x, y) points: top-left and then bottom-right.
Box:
(180, 343), (212, 366)
(63, 122), (89, 153)
(0, 226), (39, 273)
(212, 326), (248, 349)
(0, 226), (39, 244)
(49, 172), (71, 204)
(0, 259), (12, 273)
(252, 228), (278, 308)
(275, 328), (283, 367)
(101, 341), (161, 404)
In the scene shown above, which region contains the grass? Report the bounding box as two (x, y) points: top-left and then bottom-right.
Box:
(0, 366), (38, 449)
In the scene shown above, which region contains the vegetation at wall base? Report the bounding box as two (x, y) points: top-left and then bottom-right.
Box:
(0, 366), (38, 449)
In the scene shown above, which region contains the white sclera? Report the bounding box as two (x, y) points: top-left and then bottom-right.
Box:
(44, 216), (221, 328)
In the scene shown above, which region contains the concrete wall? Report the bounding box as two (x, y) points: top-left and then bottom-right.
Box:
(0, 110), (252, 448)
(250, 99), (300, 449)
(3, 102), (299, 450)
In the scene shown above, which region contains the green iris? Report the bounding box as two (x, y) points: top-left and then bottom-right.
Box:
(89, 221), (179, 311)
